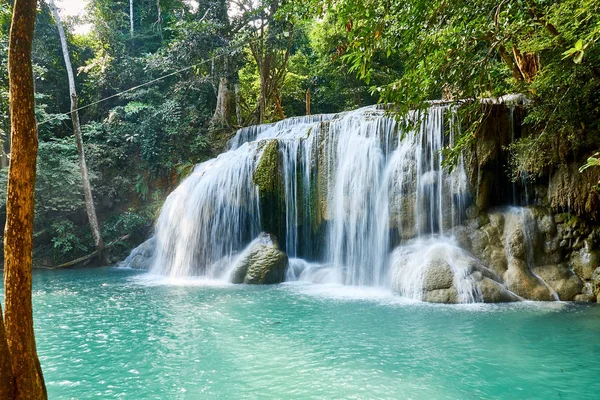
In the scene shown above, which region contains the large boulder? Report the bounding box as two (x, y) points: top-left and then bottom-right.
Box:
(390, 239), (520, 304)
(533, 264), (583, 301)
(570, 246), (600, 281)
(120, 237), (156, 270)
(503, 259), (555, 301)
(229, 233), (288, 284)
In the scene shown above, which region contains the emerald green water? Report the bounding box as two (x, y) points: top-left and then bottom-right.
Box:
(10, 267), (600, 398)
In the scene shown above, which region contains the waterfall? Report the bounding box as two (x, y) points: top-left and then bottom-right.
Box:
(149, 143), (262, 278)
(144, 105), (470, 288)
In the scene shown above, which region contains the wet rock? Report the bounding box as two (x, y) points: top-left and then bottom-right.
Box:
(570, 248), (600, 281)
(505, 223), (526, 259)
(230, 233), (288, 284)
(574, 294), (595, 302)
(422, 262), (454, 291)
(504, 259), (555, 301)
(253, 140), (287, 247)
(534, 264), (583, 301)
(423, 288), (458, 303)
(479, 277), (521, 303)
(120, 237), (156, 270)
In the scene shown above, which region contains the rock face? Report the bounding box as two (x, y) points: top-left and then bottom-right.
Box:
(120, 237), (156, 270)
(455, 206), (600, 302)
(229, 233), (288, 284)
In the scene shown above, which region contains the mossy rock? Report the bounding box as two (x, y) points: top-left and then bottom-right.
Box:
(253, 140), (287, 249)
(229, 233), (288, 284)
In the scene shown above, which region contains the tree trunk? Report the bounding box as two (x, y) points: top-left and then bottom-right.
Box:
(512, 46), (539, 84)
(49, 0), (105, 262)
(3, 0), (47, 398)
(0, 305), (14, 399)
(234, 83), (242, 126)
(129, 0), (134, 37)
(211, 76), (231, 127)
(156, 0), (163, 40)
(258, 56), (271, 124)
(305, 88), (311, 115)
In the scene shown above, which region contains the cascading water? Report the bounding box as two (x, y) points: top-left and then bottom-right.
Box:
(142, 105), (478, 300)
(149, 144), (262, 278)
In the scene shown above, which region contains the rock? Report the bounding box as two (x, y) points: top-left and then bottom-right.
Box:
(534, 263), (583, 300)
(504, 259), (555, 301)
(423, 288), (458, 303)
(253, 140), (287, 248)
(538, 215), (556, 236)
(592, 267), (600, 296)
(391, 239), (518, 303)
(479, 277), (521, 303)
(465, 206), (479, 220)
(422, 261), (454, 291)
(554, 214), (567, 224)
(120, 237), (156, 270)
(229, 233), (288, 284)
(574, 294), (596, 302)
(505, 223), (526, 259)
(570, 248), (600, 280)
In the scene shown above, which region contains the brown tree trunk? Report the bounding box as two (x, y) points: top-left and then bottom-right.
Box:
(50, 0), (106, 263)
(512, 46), (539, 84)
(0, 305), (14, 399)
(305, 88), (311, 115)
(3, 0), (47, 398)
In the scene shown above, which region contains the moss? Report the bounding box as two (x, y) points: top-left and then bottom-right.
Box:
(253, 140), (279, 193)
(253, 140), (287, 249)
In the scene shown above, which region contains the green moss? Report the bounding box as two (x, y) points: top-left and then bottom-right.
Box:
(253, 140), (280, 193)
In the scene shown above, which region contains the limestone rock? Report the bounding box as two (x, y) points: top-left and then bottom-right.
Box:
(534, 264), (583, 301)
(479, 277), (521, 303)
(422, 262), (455, 291)
(574, 294), (595, 302)
(570, 248), (600, 281)
(423, 288), (458, 304)
(230, 233), (288, 284)
(504, 259), (555, 301)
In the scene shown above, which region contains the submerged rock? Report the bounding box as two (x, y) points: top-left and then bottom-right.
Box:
(229, 233), (288, 284)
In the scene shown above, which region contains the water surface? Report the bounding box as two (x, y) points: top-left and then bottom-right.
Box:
(12, 268), (600, 399)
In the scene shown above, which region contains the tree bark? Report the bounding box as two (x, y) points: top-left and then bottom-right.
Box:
(49, 0), (105, 262)
(156, 0), (163, 40)
(3, 0), (47, 398)
(0, 305), (14, 399)
(211, 76), (231, 127)
(512, 46), (539, 84)
(234, 83), (242, 126)
(305, 88), (311, 115)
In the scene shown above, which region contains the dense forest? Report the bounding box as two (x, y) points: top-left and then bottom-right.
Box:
(0, 0), (598, 266)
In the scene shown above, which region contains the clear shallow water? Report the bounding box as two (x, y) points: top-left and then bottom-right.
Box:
(6, 267), (600, 399)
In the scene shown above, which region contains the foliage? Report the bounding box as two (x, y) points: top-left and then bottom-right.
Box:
(328, 0), (600, 176)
